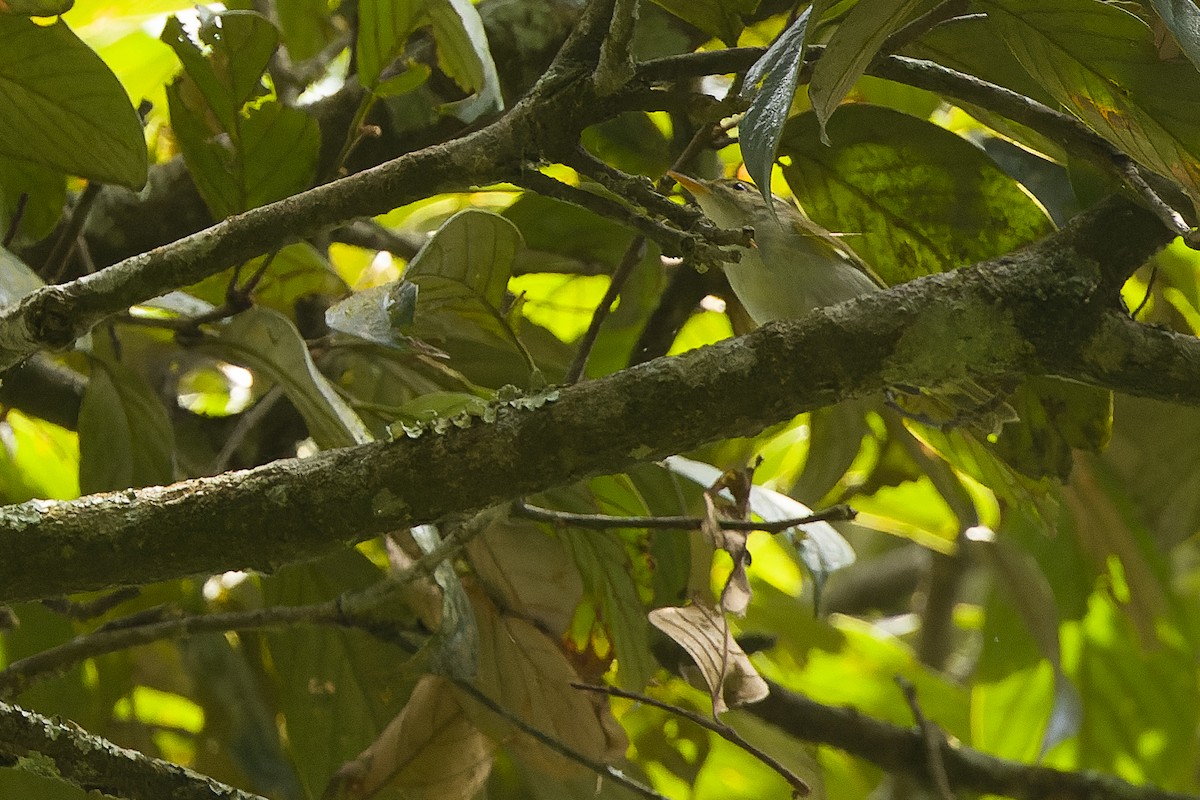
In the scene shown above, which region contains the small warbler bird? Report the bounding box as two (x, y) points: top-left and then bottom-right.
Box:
(670, 171), (1014, 430)
(669, 171), (883, 325)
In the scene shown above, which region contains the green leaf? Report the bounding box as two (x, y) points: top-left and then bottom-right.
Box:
(904, 14), (1065, 160)
(263, 550), (415, 800)
(984, 535), (1082, 756)
(559, 526), (657, 692)
(203, 307), (373, 449)
(0, 0), (73, 13)
(275, 0), (337, 63)
(1148, 0), (1200, 73)
(581, 112), (672, 178)
(428, 0), (503, 122)
(160, 10), (278, 134)
(78, 352), (175, 494)
(979, 0), (1200, 204)
(740, 8), (810, 214)
(808, 0), (925, 138)
(167, 87), (319, 218)
(356, 0), (425, 90)
(0, 16), (146, 188)
(778, 105), (1055, 284)
(404, 209), (535, 374)
(0, 245), (44, 308)
(0, 156), (65, 244)
(649, 0), (759, 45)
(991, 377), (1113, 481)
(235, 101), (320, 211)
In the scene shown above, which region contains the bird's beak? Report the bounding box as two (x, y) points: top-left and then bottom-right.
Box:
(667, 170), (710, 198)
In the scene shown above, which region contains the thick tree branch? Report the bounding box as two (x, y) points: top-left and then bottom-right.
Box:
(0, 700), (266, 800)
(0, 195), (1184, 603)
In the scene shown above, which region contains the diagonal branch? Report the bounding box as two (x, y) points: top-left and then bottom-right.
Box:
(0, 194), (1185, 604)
(752, 679), (1198, 800)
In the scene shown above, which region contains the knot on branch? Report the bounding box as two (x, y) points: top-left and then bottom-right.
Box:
(28, 287), (78, 350)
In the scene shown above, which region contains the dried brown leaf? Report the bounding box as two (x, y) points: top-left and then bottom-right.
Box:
(466, 509), (584, 636)
(463, 588), (627, 775)
(648, 604), (769, 716)
(324, 675), (495, 800)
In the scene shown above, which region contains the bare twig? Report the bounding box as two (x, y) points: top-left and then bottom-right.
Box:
(2, 192), (27, 248)
(573, 682), (811, 797)
(513, 167), (716, 258)
(42, 181), (103, 283)
(452, 679), (668, 800)
(513, 498), (855, 531)
(879, 0), (970, 54)
(896, 676), (956, 800)
(564, 236), (645, 384)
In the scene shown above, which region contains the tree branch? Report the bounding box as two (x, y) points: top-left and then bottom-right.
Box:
(0, 195), (1184, 603)
(0, 700), (267, 800)
(751, 679), (1198, 800)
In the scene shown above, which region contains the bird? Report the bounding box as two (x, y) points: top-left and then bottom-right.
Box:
(668, 171), (1014, 431)
(668, 171), (884, 325)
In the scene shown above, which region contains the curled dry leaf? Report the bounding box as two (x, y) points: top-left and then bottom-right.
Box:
(462, 588), (627, 775)
(323, 674), (495, 800)
(648, 604), (769, 716)
(702, 492), (752, 617)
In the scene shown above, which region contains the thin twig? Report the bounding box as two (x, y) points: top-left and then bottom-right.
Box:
(564, 236), (645, 383)
(1112, 155), (1192, 239)
(879, 0), (970, 54)
(513, 167), (714, 257)
(42, 181), (103, 283)
(1131, 262), (1158, 318)
(573, 682), (810, 797)
(2, 192), (27, 248)
(896, 676), (956, 800)
(453, 679), (668, 800)
(513, 498), (855, 531)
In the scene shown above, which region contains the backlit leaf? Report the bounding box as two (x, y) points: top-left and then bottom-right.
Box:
(980, 0), (1200, 205)
(0, 15), (146, 188)
(203, 307), (373, 448)
(778, 105), (1054, 284)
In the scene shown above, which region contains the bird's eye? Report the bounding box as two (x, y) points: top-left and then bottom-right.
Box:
(731, 181), (748, 192)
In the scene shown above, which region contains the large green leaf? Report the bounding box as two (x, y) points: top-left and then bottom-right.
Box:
(778, 105), (1055, 284)
(649, 0), (759, 45)
(404, 209), (536, 375)
(356, 0), (425, 89)
(808, 0), (925, 137)
(160, 10), (277, 134)
(167, 87), (319, 218)
(263, 550), (415, 797)
(428, 0), (503, 122)
(0, 15), (146, 188)
(0, 156), (65, 244)
(980, 0), (1200, 204)
(78, 352), (175, 494)
(203, 307), (373, 449)
(903, 13), (1066, 160)
(0, 0), (73, 13)
(274, 0), (337, 63)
